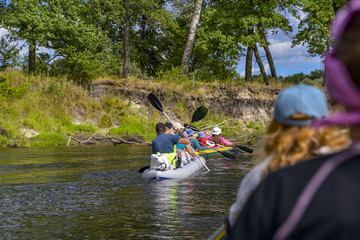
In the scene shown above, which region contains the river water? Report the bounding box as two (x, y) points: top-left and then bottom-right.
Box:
(0, 145), (261, 239)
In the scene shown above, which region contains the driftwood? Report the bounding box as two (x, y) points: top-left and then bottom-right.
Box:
(66, 133), (150, 146)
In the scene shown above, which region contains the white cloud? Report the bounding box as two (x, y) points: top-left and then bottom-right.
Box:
(237, 11), (324, 77)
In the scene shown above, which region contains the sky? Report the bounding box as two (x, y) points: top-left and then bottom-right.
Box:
(236, 12), (324, 78)
(236, 32), (324, 77)
(0, 13), (324, 77)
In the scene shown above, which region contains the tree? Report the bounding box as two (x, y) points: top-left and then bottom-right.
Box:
(123, 0), (131, 78)
(291, 0), (347, 56)
(196, 0), (292, 82)
(253, 44), (269, 85)
(0, 36), (20, 71)
(181, 0), (204, 74)
(0, 1), (51, 74)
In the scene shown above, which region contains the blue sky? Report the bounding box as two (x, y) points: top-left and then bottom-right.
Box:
(1, 13), (324, 78)
(236, 31), (324, 77)
(237, 12), (324, 78)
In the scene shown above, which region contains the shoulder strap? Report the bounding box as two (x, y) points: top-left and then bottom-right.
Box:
(273, 144), (360, 240)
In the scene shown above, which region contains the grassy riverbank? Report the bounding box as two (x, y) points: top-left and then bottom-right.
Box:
(0, 70), (321, 148)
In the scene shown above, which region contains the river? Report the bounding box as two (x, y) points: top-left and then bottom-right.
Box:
(0, 145), (261, 239)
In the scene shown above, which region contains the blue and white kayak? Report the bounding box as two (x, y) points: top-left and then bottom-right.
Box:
(142, 157), (207, 180)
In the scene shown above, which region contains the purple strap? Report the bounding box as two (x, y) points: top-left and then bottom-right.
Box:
(273, 144), (360, 240)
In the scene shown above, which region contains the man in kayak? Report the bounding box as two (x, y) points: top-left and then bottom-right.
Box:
(152, 122), (190, 154)
(152, 122), (190, 168)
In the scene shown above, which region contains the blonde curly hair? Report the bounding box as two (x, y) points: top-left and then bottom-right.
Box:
(263, 117), (350, 174)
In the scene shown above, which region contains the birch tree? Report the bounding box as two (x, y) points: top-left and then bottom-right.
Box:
(181, 0), (204, 74)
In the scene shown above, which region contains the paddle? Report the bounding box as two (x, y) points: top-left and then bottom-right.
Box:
(235, 144), (253, 153)
(184, 105), (208, 131)
(190, 106), (208, 125)
(187, 144), (210, 171)
(138, 165), (150, 173)
(206, 140), (243, 157)
(199, 142), (237, 160)
(148, 93), (173, 124)
(140, 94), (210, 172)
(206, 140), (244, 157)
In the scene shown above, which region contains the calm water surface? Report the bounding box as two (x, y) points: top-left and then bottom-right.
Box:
(0, 145), (262, 239)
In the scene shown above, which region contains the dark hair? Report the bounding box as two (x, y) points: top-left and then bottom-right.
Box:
(156, 122), (166, 133)
(165, 122), (173, 129)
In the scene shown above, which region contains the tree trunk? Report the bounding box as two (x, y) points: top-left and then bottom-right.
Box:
(122, 0), (130, 78)
(263, 45), (277, 79)
(245, 46), (253, 82)
(139, 15), (146, 74)
(254, 45), (269, 85)
(181, 0), (204, 75)
(28, 38), (36, 74)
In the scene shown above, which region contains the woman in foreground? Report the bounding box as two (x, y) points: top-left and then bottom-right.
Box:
(228, 1), (360, 239)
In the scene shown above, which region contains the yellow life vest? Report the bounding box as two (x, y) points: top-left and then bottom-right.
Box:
(157, 145), (177, 169)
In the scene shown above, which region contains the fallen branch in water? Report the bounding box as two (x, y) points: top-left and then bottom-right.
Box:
(67, 133), (150, 146)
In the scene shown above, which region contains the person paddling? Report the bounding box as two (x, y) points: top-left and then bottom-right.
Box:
(152, 122), (190, 168)
(186, 129), (211, 151)
(196, 131), (207, 146)
(228, 2), (360, 238)
(206, 127), (234, 148)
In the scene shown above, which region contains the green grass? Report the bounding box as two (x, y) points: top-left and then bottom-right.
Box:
(30, 132), (68, 147)
(0, 70), (275, 147)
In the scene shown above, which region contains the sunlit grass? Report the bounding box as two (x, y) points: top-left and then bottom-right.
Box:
(0, 69), (304, 147)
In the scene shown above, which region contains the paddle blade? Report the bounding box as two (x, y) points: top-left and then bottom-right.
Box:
(190, 106), (208, 124)
(217, 149), (237, 160)
(230, 148), (244, 157)
(148, 93), (163, 112)
(184, 123), (200, 132)
(138, 165), (150, 173)
(235, 145), (253, 153)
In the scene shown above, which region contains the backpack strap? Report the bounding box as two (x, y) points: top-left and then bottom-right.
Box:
(273, 144), (360, 240)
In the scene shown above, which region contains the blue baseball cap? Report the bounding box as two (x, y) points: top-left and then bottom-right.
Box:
(186, 129), (195, 137)
(274, 84), (328, 126)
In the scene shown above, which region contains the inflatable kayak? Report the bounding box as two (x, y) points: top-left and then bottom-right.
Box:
(142, 156), (207, 180)
(197, 147), (233, 159)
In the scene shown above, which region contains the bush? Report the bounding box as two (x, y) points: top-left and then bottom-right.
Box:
(155, 66), (190, 82)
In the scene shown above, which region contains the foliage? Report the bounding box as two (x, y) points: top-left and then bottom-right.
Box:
(280, 69), (324, 86)
(282, 72), (307, 84)
(0, 0), (338, 82)
(30, 132), (68, 147)
(155, 65), (190, 82)
(309, 69), (324, 80)
(291, 0), (347, 56)
(0, 36), (21, 70)
(0, 75), (29, 98)
(0, 69), (328, 147)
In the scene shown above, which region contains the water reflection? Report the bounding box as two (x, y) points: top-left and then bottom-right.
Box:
(0, 145), (262, 239)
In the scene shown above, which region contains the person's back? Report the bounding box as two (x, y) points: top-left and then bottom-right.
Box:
(228, 2), (360, 239)
(227, 84), (350, 228)
(152, 132), (179, 153)
(229, 150), (360, 239)
(152, 122), (189, 154)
